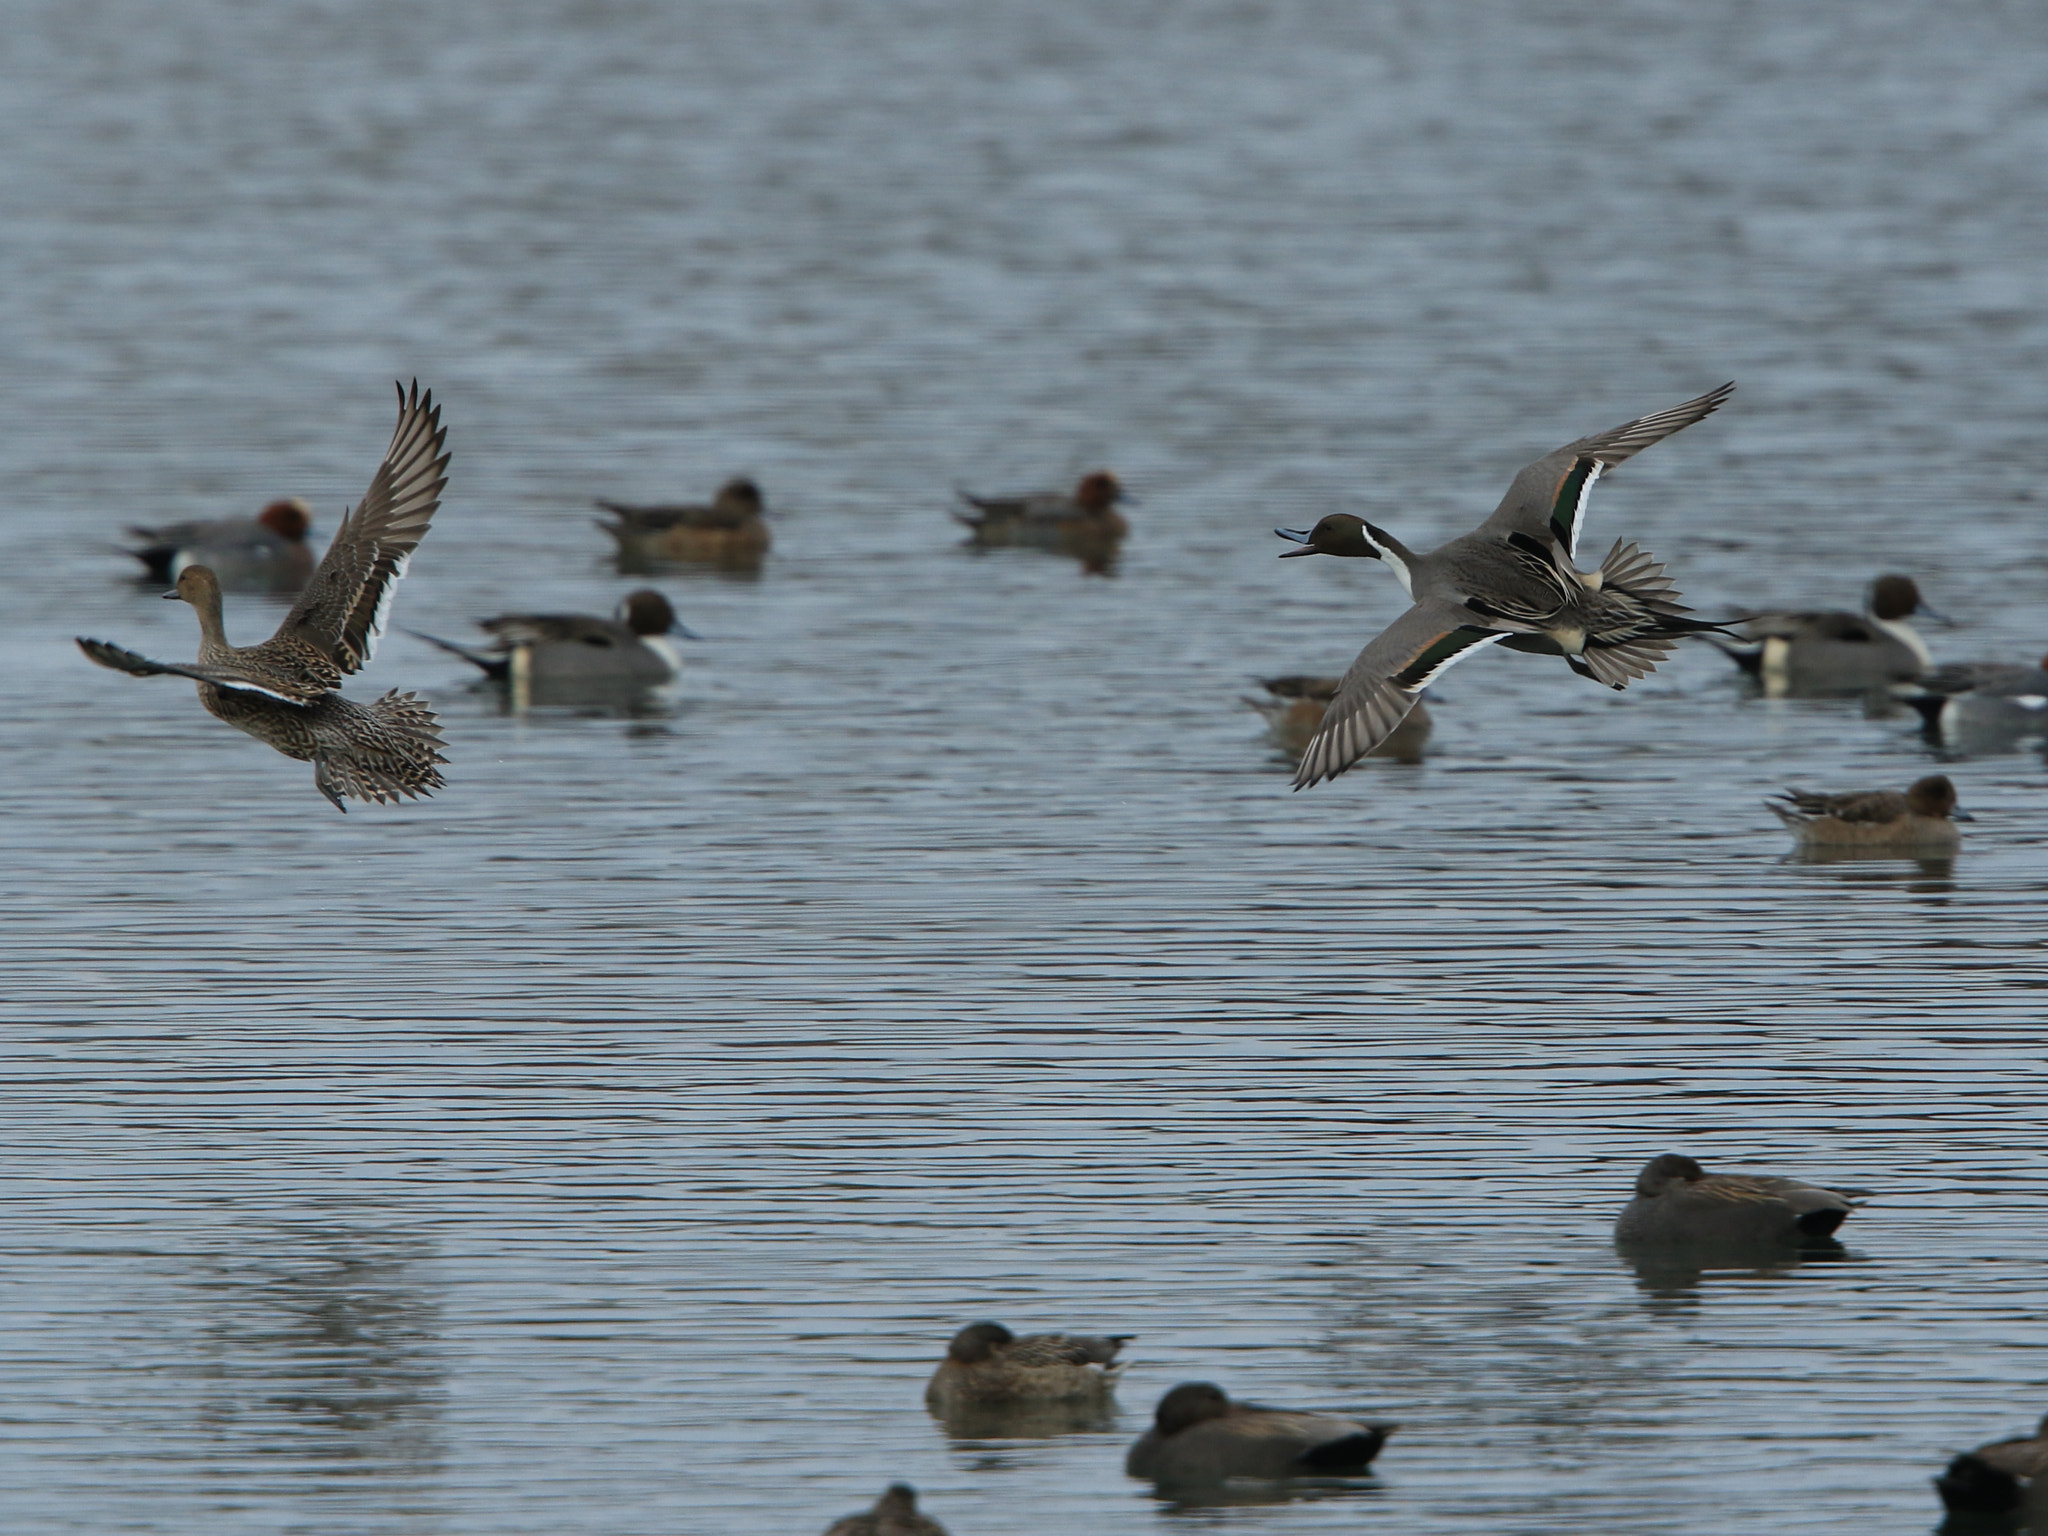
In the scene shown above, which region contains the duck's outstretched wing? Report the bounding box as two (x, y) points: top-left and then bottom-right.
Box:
(1479, 383), (1734, 560)
(75, 637), (311, 703)
(1295, 602), (1504, 789)
(277, 382), (449, 674)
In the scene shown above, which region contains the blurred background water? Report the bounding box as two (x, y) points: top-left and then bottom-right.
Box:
(3, 1), (2047, 1531)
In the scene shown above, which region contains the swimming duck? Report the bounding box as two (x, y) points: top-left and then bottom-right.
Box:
(595, 478), (769, 567)
(1900, 656), (2048, 743)
(1275, 383), (1737, 787)
(1769, 774), (1970, 851)
(955, 471), (1128, 561)
(822, 1483), (950, 1536)
(76, 383), (450, 812)
(1936, 1414), (2048, 1516)
(1125, 1382), (1396, 1485)
(924, 1320), (1129, 1411)
(124, 498), (317, 592)
(1710, 575), (1944, 693)
(1614, 1153), (1861, 1245)
(411, 589), (693, 694)
(1244, 675), (1433, 764)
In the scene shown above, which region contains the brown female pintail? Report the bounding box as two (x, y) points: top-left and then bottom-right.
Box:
(124, 498), (316, 592)
(1125, 1382), (1395, 1485)
(1769, 774), (1970, 851)
(1936, 1413), (2048, 1516)
(1614, 1153), (1862, 1245)
(955, 471), (1128, 558)
(76, 383), (450, 812)
(925, 1320), (1128, 1411)
(821, 1484), (950, 1536)
(1245, 675), (1432, 764)
(411, 589), (694, 692)
(1275, 384), (1739, 786)
(596, 478), (769, 567)
(1709, 575), (1945, 693)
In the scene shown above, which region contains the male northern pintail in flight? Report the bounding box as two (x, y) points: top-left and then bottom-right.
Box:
(411, 589), (695, 697)
(596, 478), (770, 568)
(77, 384), (450, 812)
(123, 498), (316, 592)
(1768, 774), (1970, 851)
(1125, 1381), (1396, 1486)
(1898, 654), (2048, 743)
(1614, 1153), (1863, 1246)
(1243, 674), (1432, 764)
(1707, 574), (1944, 692)
(821, 1483), (950, 1536)
(1276, 383), (1737, 787)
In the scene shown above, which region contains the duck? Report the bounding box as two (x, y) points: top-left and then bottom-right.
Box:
(1709, 575), (1944, 693)
(1900, 655), (2048, 744)
(595, 478), (769, 567)
(76, 383), (450, 812)
(822, 1483), (949, 1536)
(410, 589), (694, 696)
(1614, 1153), (1862, 1245)
(1245, 675), (1433, 764)
(924, 1320), (1129, 1411)
(123, 497), (316, 592)
(1275, 383), (1738, 787)
(954, 471), (1129, 560)
(1769, 774), (1970, 851)
(1126, 1382), (1395, 1485)
(1936, 1414), (2048, 1516)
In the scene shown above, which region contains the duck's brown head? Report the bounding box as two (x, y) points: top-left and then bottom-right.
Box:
(1276, 513), (1374, 558)
(618, 588), (679, 636)
(1154, 1381), (1232, 1436)
(714, 478), (764, 516)
(1869, 574), (1946, 623)
(1905, 774), (1965, 820)
(256, 497), (312, 541)
(166, 564), (222, 606)
(946, 1321), (1015, 1364)
(1635, 1152), (1707, 1198)
(873, 1485), (922, 1518)
(1074, 471), (1124, 516)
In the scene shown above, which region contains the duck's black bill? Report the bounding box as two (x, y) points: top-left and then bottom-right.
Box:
(674, 622), (706, 641)
(1920, 603), (1957, 627)
(161, 588), (180, 599)
(1275, 527), (1315, 557)
(1952, 809), (1977, 821)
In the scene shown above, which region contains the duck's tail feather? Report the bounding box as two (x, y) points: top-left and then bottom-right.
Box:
(407, 628), (509, 680)
(311, 690), (448, 812)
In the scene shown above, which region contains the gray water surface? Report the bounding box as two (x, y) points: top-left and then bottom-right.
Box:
(5, 2), (2048, 1532)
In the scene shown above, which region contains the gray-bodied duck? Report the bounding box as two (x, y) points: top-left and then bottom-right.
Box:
(596, 478), (770, 568)
(124, 498), (317, 592)
(1902, 655), (2048, 743)
(412, 589), (694, 694)
(1936, 1413), (2048, 1516)
(77, 383), (450, 812)
(1769, 774), (1970, 851)
(1709, 574), (1944, 693)
(1276, 383), (1737, 787)
(1125, 1382), (1395, 1485)
(822, 1483), (949, 1536)
(1614, 1153), (1861, 1245)
(925, 1320), (1129, 1411)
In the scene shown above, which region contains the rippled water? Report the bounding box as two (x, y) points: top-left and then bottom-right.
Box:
(6, 2), (2048, 1532)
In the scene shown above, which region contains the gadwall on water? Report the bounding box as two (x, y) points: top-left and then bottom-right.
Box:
(1709, 575), (1944, 693)
(1769, 774), (1970, 852)
(1244, 675), (1432, 764)
(77, 383), (450, 812)
(955, 472), (1128, 565)
(821, 1483), (949, 1536)
(412, 589), (694, 693)
(1936, 1414), (2048, 1516)
(925, 1320), (1128, 1411)
(1275, 383), (1737, 786)
(1901, 655), (2048, 743)
(1125, 1382), (1395, 1485)
(596, 478), (769, 568)
(124, 497), (316, 592)
(1614, 1153), (1862, 1245)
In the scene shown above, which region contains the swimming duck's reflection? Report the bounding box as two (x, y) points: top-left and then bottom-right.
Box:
(1618, 1236), (1859, 1312)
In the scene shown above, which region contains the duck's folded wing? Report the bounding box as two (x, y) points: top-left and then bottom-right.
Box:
(1294, 602), (1503, 789)
(1479, 383), (1734, 559)
(75, 638), (315, 703)
(278, 382), (449, 674)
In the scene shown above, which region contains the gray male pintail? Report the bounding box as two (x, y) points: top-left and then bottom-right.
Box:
(411, 589), (695, 694)
(77, 383), (450, 812)
(821, 1483), (950, 1536)
(124, 498), (317, 592)
(1936, 1413), (2048, 1516)
(1708, 574), (1945, 692)
(1769, 774), (1970, 852)
(1276, 383), (1738, 787)
(924, 1320), (1129, 1412)
(1899, 654), (2048, 743)
(1125, 1382), (1395, 1485)
(1615, 1153), (1864, 1246)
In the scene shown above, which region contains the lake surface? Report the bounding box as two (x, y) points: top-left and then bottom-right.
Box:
(4, 1), (2048, 1532)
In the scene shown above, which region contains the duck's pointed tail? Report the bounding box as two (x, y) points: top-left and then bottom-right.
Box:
(311, 690), (448, 812)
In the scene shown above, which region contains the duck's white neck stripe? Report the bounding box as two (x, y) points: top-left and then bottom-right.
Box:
(1871, 615), (1932, 670)
(1359, 525), (1413, 596)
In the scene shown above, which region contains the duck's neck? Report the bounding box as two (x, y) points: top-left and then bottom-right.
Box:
(186, 585), (231, 659)
(1358, 523), (1419, 596)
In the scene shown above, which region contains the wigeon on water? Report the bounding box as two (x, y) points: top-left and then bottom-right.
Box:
(76, 383), (450, 812)
(1614, 1153), (1863, 1246)
(1708, 574), (1946, 693)
(1769, 774), (1970, 852)
(924, 1321), (1129, 1412)
(954, 471), (1129, 566)
(1275, 384), (1739, 787)
(411, 588), (695, 700)
(596, 478), (769, 568)
(1125, 1382), (1396, 1486)
(124, 497), (317, 592)
(820, 1483), (950, 1536)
